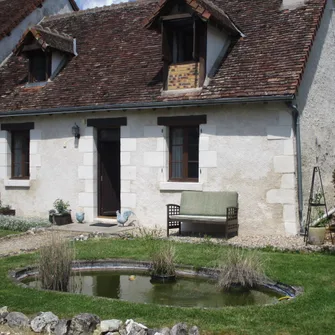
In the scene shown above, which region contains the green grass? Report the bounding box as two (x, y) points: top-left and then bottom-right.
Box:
(0, 229), (21, 237)
(0, 238), (335, 335)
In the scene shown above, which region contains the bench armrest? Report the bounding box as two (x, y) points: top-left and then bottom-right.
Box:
(227, 207), (238, 221)
(166, 204), (181, 237)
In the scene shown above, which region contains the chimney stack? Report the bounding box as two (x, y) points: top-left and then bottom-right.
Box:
(281, 0), (306, 10)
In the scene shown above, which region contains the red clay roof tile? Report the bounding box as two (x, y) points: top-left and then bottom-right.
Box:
(0, 0), (327, 113)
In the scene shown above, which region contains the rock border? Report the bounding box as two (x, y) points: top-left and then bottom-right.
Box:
(0, 306), (199, 335)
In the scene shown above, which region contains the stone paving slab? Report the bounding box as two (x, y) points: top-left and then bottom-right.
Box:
(49, 222), (135, 234)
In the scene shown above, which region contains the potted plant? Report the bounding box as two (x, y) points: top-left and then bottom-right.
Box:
(308, 205), (328, 245)
(0, 200), (15, 216)
(50, 199), (72, 225)
(150, 242), (176, 283)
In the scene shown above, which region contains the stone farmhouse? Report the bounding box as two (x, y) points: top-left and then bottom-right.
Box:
(0, 0), (334, 236)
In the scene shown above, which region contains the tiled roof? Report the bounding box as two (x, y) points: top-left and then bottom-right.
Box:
(0, 0), (79, 42)
(0, 0), (327, 113)
(14, 26), (76, 56)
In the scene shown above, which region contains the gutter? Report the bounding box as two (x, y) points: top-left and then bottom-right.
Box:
(290, 104), (304, 232)
(0, 94), (294, 118)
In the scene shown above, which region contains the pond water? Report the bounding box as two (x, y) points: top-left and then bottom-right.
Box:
(24, 270), (282, 308)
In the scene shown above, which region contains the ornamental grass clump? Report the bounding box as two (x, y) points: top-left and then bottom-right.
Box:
(38, 233), (75, 292)
(150, 242), (176, 277)
(217, 248), (268, 290)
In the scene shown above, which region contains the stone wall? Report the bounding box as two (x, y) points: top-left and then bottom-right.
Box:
(0, 103), (297, 236)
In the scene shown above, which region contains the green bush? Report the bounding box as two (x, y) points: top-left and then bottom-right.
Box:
(0, 215), (50, 232)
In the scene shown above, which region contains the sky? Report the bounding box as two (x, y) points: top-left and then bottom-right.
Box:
(76, 0), (127, 10)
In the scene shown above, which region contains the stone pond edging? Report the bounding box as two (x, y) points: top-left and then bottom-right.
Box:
(0, 307), (199, 335)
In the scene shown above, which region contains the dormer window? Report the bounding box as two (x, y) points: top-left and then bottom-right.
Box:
(162, 15), (206, 90)
(13, 25), (77, 85)
(28, 50), (51, 83)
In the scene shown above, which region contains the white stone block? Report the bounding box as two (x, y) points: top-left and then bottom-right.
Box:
(284, 221), (298, 235)
(0, 131), (7, 142)
(199, 167), (208, 183)
(267, 126), (292, 140)
(156, 138), (167, 152)
(30, 167), (37, 180)
(144, 126), (163, 138)
(83, 207), (95, 222)
(78, 192), (95, 207)
(85, 179), (94, 193)
(79, 138), (95, 153)
(4, 179), (30, 187)
(199, 136), (209, 151)
(121, 166), (136, 180)
(30, 130), (42, 141)
(0, 143), (8, 154)
(121, 138), (136, 152)
(159, 182), (203, 191)
(199, 151), (217, 168)
(0, 153), (8, 167)
(281, 174), (295, 189)
(30, 154), (41, 167)
(29, 141), (38, 155)
(283, 140), (294, 155)
(78, 166), (94, 179)
(266, 189), (295, 204)
(274, 156), (295, 173)
(84, 127), (94, 137)
(144, 152), (164, 167)
(121, 193), (136, 208)
(278, 111), (292, 126)
(0, 166), (8, 178)
(121, 152), (131, 166)
(200, 125), (216, 135)
(83, 153), (94, 166)
(121, 180), (131, 193)
(121, 126), (130, 138)
(283, 204), (296, 222)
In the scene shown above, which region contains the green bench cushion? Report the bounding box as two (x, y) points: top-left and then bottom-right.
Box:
(179, 191), (238, 216)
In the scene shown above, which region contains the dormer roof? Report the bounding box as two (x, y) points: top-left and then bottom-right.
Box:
(144, 0), (243, 37)
(0, 0), (79, 42)
(13, 26), (77, 56)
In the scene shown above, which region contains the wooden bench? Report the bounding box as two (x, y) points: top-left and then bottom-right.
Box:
(167, 191), (238, 238)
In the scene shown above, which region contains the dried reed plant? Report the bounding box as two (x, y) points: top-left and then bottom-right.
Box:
(150, 242), (176, 277)
(38, 233), (75, 292)
(217, 248), (268, 290)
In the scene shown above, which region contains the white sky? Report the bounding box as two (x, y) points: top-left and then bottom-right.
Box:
(76, 0), (127, 9)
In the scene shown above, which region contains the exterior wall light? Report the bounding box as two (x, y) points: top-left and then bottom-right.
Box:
(72, 123), (80, 139)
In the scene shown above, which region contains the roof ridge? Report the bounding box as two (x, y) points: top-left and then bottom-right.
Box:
(43, 0), (158, 22)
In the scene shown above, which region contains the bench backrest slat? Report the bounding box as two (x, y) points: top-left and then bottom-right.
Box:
(180, 191), (238, 216)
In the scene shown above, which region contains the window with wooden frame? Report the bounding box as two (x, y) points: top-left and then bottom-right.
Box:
(169, 126), (199, 181)
(28, 50), (51, 83)
(11, 130), (30, 179)
(1, 123), (34, 179)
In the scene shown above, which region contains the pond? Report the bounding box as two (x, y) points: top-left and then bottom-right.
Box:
(23, 270), (283, 308)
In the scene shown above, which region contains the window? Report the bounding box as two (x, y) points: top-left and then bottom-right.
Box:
(28, 50), (51, 83)
(11, 130), (30, 179)
(169, 126), (199, 181)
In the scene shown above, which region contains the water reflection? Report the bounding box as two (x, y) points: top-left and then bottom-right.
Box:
(24, 271), (280, 308)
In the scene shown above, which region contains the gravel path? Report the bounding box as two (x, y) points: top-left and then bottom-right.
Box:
(0, 229), (80, 257)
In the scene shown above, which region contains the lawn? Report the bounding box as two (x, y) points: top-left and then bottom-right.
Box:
(0, 238), (334, 335)
(0, 229), (21, 238)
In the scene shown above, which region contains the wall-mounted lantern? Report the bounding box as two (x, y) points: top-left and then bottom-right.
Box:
(72, 123), (80, 139)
